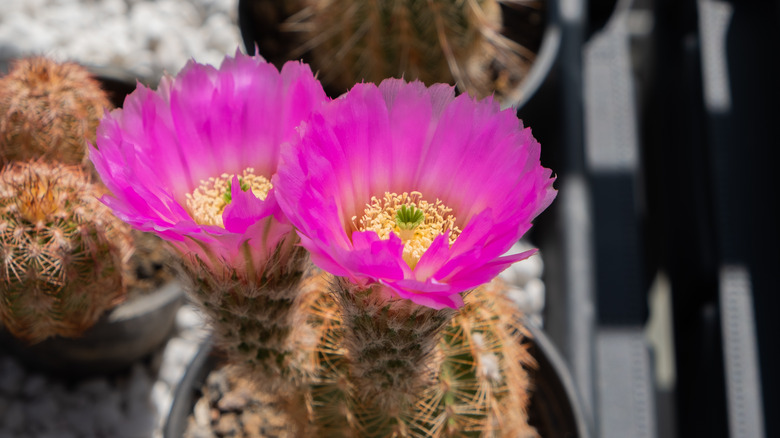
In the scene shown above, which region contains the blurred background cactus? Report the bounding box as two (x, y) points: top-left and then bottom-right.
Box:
(0, 161), (132, 343)
(0, 56), (112, 166)
(241, 0), (544, 103)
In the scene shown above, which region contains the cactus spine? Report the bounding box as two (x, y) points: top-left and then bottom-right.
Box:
(0, 161), (132, 343)
(283, 0), (535, 101)
(279, 275), (538, 437)
(181, 237), (314, 391)
(0, 56), (112, 166)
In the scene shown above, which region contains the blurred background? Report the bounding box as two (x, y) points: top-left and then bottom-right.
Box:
(1, 0), (778, 437)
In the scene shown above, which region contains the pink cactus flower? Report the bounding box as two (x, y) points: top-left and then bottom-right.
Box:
(274, 79), (557, 309)
(90, 51), (328, 278)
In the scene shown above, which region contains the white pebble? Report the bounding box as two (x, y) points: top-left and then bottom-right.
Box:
(24, 396), (60, 429)
(158, 338), (199, 387)
(524, 277), (547, 314)
(151, 380), (173, 421)
(126, 363), (153, 403)
(21, 375), (47, 398)
(0, 402), (25, 433)
(75, 377), (111, 399)
(176, 304), (205, 331)
(0, 357), (26, 396)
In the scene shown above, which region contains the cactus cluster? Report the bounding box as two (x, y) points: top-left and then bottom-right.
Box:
(0, 161), (132, 343)
(309, 277), (537, 437)
(0, 56), (112, 166)
(188, 272), (538, 437)
(279, 0), (536, 101)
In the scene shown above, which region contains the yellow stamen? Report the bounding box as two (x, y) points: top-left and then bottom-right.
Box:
(355, 191), (461, 269)
(185, 168), (272, 227)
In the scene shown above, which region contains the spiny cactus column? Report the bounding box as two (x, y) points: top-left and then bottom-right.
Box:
(285, 0), (533, 100)
(302, 278), (537, 437)
(0, 56), (112, 166)
(0, 161), (132, 343)
(334, 278), (456, 411)
(182, 236), (315, 390)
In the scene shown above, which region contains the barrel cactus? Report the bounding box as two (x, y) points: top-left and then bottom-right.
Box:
(276, 0), (536, 102)
(0, 161), (132, 343)
(295, 276), (538, 437)
(0, 56), (112, 166)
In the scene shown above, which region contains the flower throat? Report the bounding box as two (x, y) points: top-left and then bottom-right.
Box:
(356, 191), (461, 269)
(185, 168), (272, 227)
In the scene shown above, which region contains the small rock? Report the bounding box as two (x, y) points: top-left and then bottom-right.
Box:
(63, 405), (96, 437)
(217, 389), (248, 412)
(93, 394), (124, 437)
(212, 412), (239, 436)
(193, 396), (212, 429)
(126, 363), (153, 404)
(176, 304), (205, 332)
(0, 397), (9, 417)
(159, 338), (198, 387)
(0, 357), (26, 396)
(35, 432), (75, 438)
(524, 277), (546, 314)
(24, 396), (60, 430)
(185, 415), (216, 438)
(150, 380), (172, 420)
(205, 369), (230, 402)
(117, 407), (157, 438)
(21, 374), (47, 398)
(505, 285), (531, 311)
(76, 378), (111, 400)
(0, 401), (25, 433)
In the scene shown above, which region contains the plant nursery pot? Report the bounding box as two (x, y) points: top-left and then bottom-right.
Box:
(163, 318), (589, 438)
(0, 281), (185, 379)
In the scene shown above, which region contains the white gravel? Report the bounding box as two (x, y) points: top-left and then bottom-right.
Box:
(0, 0), (242, 81)
(0, 303), (210, 438)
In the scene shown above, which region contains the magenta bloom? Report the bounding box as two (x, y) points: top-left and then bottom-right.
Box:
(90, 52), (328, 277)
(274, 79), (557, 309)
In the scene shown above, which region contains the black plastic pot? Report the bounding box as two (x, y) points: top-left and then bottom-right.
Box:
(163, 319), (589, 438)
(237, 0), (559, 111)
(0, 281), (184, 379)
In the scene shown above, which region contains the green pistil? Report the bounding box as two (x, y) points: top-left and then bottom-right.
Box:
(222, 177), (251, 204)
(396, 205), (425, 231)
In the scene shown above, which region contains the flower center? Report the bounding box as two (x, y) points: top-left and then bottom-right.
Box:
(356, 191), (461, 269)
(185, 168), (272, 227)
